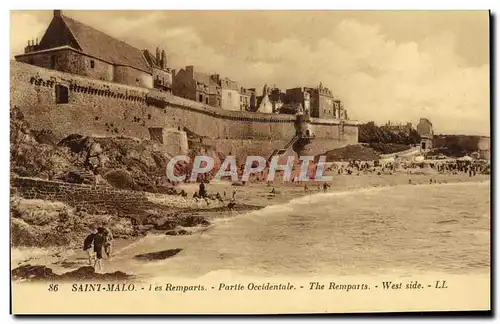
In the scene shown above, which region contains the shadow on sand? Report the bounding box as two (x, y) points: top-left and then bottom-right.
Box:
(134, 248), (183, 261)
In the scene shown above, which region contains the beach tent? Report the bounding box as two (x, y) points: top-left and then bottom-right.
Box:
(379, 157), (395, 164)
(458, 156), (473, 161)
(412, 155), (425, 163)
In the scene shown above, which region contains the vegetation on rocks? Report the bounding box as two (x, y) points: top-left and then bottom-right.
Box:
(431, 135), (485, 157)
(10, 195), (213, 248)
(322, 144), (380, 162)
(359, 121), (421, 145)
(10, 196), (136, 248)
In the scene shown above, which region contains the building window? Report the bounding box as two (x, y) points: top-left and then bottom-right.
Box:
(199, 94), (203, 102)
(205, 97), (209, 104)
(217, 99), (220, 106)
(50, 55), (56, 69)
(90, 60), (95, 69)
(55, 85), (69, 104)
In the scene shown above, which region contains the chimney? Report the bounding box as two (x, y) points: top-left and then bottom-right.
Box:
(156, 47), (160, 65)
(186, 65), (194, 76)
(211, 74), (220, 84)
(161, 50), (166, 69)
(54, 10), (62, 17)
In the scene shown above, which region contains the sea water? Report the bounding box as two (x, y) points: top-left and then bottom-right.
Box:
(112, 182), (490, 278)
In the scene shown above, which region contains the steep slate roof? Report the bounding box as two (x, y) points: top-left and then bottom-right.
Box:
(419, 118), (433, 126)
(142, 49), (159, 68)
(193, 71), (212, 86)
(60, 14), (150, 73)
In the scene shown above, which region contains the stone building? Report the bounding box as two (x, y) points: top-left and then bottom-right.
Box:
(143, 47), (172, 93)
(15, 10), (153, 88)
(309, 82), (336, 119)
(275, 84), (347, 120)
(248, 88), (258, 112)
(255, 85), (274, 114)
(269, 87), (286, 112)
(239, 87), (254, 111)
(210, 75), (240, 111)
(172, 65), (221, 107)
(255, 85), (284, 113)
(417, 118), (433, 151)
(284, 87), (311, 115)
(383, 121), (414, 134)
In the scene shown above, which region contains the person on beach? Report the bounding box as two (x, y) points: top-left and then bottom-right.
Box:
(232, 190), (236, 199)
(83, 228), (97, 265)
(227, 200), (236, 217)
(93, 227), (106, 273)
(304, 184), (309, 193)
(199, 182), (206, 198)
(103, 227), (114, 259)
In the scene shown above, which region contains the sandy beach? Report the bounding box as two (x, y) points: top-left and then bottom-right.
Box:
(11, 167), (490, 278)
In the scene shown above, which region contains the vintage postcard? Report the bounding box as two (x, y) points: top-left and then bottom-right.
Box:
(9, 10), (490, 314)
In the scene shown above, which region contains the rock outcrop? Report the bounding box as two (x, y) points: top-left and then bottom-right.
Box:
(12, 265), (132, 281)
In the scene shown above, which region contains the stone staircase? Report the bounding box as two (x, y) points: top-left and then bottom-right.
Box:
(267, 135), (300, 161)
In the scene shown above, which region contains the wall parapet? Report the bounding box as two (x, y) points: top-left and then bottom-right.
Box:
(11, 60), (358, 126)
(11, 176), (153, 215)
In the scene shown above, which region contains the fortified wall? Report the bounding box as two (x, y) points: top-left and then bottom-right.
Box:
(12, 176), (151, 216)
(10, 61), (359, 158)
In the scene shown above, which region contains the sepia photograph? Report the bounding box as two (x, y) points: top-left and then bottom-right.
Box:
(8, 9), (491, 314)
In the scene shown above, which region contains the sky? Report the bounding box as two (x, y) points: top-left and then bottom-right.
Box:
(10, 10), (490, 135)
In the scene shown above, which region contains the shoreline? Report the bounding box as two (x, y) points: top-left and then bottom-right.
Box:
(11, 172), (490, 279)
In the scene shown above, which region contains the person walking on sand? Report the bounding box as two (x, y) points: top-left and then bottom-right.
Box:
(103, 227), (114, 260)
(304, 184), (309, 193)
(93, 227), (106, 273)
(83, 228), (97, 265)
(227, 200), (236, 217)
(199, 182), (206, 198)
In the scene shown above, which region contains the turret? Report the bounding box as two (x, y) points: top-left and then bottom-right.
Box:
(156, 47), (160, 65)
(161, 49), (166, 69)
